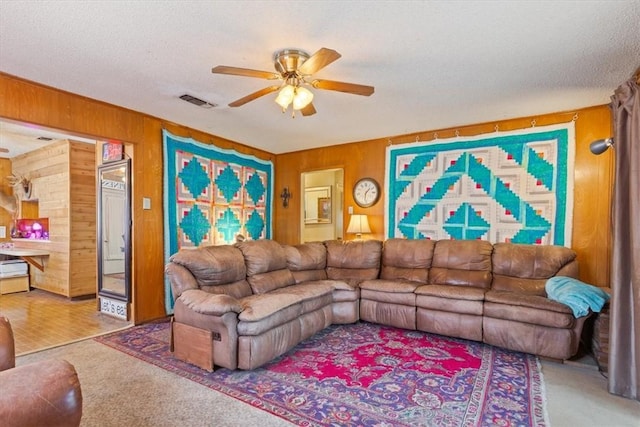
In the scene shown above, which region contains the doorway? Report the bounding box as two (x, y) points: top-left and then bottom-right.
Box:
(0, 119), (132, 355)
(301, 169), (344, 242)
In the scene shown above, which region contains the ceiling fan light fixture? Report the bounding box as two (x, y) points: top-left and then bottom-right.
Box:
(293, 86), (314, 110)
(275, 85), (295, 109)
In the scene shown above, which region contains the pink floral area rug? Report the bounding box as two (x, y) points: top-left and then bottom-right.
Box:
(96, 321), (548, 426)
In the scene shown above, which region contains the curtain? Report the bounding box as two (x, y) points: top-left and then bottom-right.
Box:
(608, 70), (640, 400)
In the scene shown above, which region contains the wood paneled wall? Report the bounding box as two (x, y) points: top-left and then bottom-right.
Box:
(275, 106), (614, 288)
(11, 139), (96, 297)
(69, 140), (97, 296)
(0, 158), (14, 239)
(0, 72), (275, 323)
(0, 72), (614, 322)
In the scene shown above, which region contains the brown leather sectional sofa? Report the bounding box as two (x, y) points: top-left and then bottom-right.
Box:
(166, 238), (589, 371)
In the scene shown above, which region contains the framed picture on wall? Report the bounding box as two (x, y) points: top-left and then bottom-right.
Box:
(318, 197), (332, 223)
(102, 142), (124, 162)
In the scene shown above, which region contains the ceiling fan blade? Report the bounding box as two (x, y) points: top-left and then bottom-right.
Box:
(212, 65), (280, 80)
(312, 79), (375, 96)
(298, 48), (341, 75)
(228, 86), (280, 107)
(300, 103), (317, 116)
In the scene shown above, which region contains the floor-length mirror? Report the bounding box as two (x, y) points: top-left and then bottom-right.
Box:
(301, 169), (344, 242)
(97, 158), (131, 319)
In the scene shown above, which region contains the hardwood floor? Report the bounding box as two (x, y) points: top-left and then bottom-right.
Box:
(0, 288), (130, 355)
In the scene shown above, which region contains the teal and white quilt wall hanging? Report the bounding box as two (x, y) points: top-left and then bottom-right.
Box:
(163, 130), (273, 312)
(385, 122), (575, 246)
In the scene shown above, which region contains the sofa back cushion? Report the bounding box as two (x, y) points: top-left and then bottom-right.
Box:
(380, 238), (435, 283)
(325, 239), (382, 285)
(491, 242), (578, 295)
(237, 239), (295, 294)
(283, 242), (328, 283)
(168, 245), (252, 298)
(429, 239), (493, 289)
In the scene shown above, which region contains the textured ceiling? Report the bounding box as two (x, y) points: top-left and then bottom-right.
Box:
(1, 1), (639, 155)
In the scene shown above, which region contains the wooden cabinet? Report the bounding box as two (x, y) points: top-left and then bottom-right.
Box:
(11, 139), (96, 298)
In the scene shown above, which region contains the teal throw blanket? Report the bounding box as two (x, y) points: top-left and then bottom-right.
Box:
(545, 276), (610, 318)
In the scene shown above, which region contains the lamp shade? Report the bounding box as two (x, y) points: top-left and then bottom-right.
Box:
(347, 214), (371, 239)
(589, 138), (614, 155)
(275, 85), (295, 109)
(293, 86), (314, 110)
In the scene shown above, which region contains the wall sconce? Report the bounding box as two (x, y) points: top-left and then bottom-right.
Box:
(589, 138), (614, 155)
(280, 187), (292, 207)
(347, 214), (371, 240)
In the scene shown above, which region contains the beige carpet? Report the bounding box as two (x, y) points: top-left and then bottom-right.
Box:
(17, 338), (640, 427)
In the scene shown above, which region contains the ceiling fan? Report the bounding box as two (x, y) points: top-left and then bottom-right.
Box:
(211, 47), (374, 117)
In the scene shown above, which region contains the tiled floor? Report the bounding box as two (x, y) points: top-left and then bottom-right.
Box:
(0, 288), (131, 355)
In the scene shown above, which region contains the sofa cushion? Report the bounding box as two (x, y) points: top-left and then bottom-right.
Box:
(239, 283), (335, 322)
(361, 288), (416, 305)
(237, 240), (295, 294)
(325, 239), (382, 285)
(484, 290), (575, 328)
(245, 268), (295, 295)
(360, 276), (420, 306)
(200, 280), (253, 300)
(491, 243), (578, 295)
(415, 284), (486, 301)
(415, 285), (485, 315)
(429, 240), (493, 289)
(360, 279), (422, 293)
(380, 238), (434, 283)
(284, 242), (328, 283)
(237, 284), (334, 336)
(237, 240), (288, 275)
(169, 245), (248, 293)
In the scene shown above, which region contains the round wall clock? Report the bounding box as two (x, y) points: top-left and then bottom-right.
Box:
(353, 177), (381, 208)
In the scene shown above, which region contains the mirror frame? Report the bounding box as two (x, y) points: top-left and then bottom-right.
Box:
(97, 158), (131, 303)
(304, 185), (332, 224)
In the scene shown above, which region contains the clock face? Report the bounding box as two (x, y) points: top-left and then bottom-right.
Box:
(353, 178), (380, 207)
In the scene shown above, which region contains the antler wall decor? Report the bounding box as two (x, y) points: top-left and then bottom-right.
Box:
(0, 174), (33, 219)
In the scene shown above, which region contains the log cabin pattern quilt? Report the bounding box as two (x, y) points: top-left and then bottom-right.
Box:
(385, 123), (575, 246)
(163, 130), (273, 311)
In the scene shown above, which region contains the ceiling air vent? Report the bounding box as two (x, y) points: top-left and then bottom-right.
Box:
(179, 94), (217, 109)
(36, 136), (54, 141)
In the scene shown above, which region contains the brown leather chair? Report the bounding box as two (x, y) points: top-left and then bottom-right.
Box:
(0, 314), (83, 427)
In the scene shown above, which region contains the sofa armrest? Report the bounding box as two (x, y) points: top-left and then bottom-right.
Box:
(0, 315), (15, 371)
(178, 289), (243, 315)
(165, 263), (199, 298)
(0, 359), (83, 427)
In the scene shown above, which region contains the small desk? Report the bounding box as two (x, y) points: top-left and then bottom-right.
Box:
(0, 248), (50, 272)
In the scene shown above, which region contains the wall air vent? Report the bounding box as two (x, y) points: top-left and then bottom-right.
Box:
(179, 94), (217, 109)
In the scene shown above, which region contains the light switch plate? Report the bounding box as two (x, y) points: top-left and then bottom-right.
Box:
(142, 197), (151, 210)
(0, 226), (5, 239)
(348, 206), (354, 215)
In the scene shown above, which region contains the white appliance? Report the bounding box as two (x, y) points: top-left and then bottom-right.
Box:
(0, 260), (28, 278)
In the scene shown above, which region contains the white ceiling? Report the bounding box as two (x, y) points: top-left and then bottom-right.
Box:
(0, 1), (639, 155)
